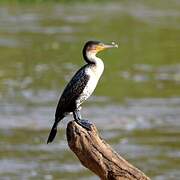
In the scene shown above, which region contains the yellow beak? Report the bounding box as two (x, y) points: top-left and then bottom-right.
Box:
(96, 42), (118, 52)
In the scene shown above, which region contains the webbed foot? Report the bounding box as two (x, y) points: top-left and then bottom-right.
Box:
(75, 119), (92, 130)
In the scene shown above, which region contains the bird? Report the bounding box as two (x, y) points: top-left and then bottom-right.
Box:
(47, 40), (118, 143)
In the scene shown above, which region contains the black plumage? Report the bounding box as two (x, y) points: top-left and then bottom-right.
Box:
(47, 65), (90, 143)
(55, 65), (90, 118)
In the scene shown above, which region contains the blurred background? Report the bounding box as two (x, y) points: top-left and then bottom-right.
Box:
(0, 0), (180, 179)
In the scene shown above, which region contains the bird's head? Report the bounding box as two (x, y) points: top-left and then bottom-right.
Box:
(83, 41), (118, 63)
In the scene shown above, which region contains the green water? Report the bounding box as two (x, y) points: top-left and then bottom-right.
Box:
(0, 1), (180, 180)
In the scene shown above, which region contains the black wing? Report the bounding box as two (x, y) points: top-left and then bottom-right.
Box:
(55, 64), (90, 118)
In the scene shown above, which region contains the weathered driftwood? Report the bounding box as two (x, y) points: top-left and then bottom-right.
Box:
(66, 121), (150, 180)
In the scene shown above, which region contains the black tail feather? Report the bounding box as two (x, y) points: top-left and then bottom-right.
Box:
(47, 122), (58, 144)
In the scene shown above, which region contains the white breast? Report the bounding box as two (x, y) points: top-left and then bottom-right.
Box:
(77, 58), (104, 106)
(84, 69), (99, 96)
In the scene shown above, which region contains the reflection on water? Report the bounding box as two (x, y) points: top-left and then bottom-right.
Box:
(121, 64), (180, 83)
(0, 1), (180, 180)
(1, 97), (180, 129)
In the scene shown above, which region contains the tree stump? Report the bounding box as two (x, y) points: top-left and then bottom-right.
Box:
(66, 120), (151, 180)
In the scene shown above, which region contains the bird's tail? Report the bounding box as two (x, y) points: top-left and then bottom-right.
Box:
(47, 121), (58, 144)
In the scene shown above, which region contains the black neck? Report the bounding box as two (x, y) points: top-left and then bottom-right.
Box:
(82, 48), (94, 64)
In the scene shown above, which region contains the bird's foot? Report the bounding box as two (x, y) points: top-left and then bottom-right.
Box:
(75, 119), (92, 130)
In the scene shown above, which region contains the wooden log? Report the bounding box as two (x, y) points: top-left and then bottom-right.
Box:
(66, 120), (151, 180)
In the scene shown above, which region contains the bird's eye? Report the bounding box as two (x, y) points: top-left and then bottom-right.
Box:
(90, 45), (96, 50)
(98, 43), (104, 46)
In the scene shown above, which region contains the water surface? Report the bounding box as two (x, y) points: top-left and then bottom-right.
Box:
(0, 1), (180, 180)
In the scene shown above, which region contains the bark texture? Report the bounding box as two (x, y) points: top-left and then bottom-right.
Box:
(66, 121), (151, 180)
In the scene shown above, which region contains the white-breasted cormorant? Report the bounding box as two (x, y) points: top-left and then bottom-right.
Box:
(47, 41), (118, 143)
